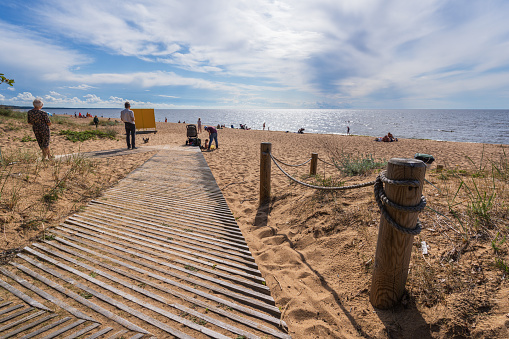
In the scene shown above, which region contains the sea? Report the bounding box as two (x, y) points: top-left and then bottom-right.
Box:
(43, 108), (509, 145)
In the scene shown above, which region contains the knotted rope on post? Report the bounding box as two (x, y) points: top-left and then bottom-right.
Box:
(270, 152), (375, 190)
(374, 170), (426, 235)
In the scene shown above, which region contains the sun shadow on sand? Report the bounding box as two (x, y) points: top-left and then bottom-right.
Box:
(255, 201), (432, 338)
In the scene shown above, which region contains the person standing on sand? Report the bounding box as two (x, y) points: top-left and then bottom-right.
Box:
(263, 122), (265, 130)
(120, 101), (136, 149)
(27, 98), (52, 160)
(347, 126), (350, 135)
(93, 115), (99, 128)
(204, 126), (218, 150)
(197, 118), (202, 133)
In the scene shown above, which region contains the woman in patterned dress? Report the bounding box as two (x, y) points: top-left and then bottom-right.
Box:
(27, 98), (52, 160)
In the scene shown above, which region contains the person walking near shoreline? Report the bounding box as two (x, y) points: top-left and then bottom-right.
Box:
(120, 101), (136, 149)
(197, 117), (202, 133)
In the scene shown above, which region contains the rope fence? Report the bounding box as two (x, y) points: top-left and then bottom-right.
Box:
(270, 152), (375, 191)
(259, 142), (428, 309)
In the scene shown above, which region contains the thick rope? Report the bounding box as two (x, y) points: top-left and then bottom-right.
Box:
(271, 154), (312, 167)
(374, 170), (425, 235)
(269, 152), (375, 190)
(268, 152), (425, 235)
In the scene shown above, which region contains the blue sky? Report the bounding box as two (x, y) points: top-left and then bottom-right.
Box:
(1, 0), (509, 109)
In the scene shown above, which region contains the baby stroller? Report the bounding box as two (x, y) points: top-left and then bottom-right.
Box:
(185, 124), (201, 146)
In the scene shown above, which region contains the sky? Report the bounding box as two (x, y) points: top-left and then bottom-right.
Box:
(1, 0), (509, 109)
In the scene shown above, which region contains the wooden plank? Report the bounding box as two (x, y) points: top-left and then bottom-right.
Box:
(19, 250), (193, 339)
(62, 322), (101, 339)
(78, 210), (249, 249)
(102, 190), (238, 222)
(85, 205), (246, 242)
(55, 225), (261, 282)
(0, 310), (46, 333)
(46, 235), (285, 328)
(0, 313), (56, 339)
(19, 317), (71, 339)
(0, 266), (96, 322)
(40, 319), (86, 339)
(103, 187), (233, 214)
(10, 261), (148, 334)
(26, 246), (234, 339)
(128, 334), (145, 339)
(83, 326), (113, 339)
(0, 277), (51, 311)
(37, 235), (275, 310)
(91, 199), (240, 232)
(0, 307), (34, 324)
(38, 241), (267, 339)
(55, 230), (264, 284)
(70, 214), (251, 259)
(0, 302), (12, 309)
(63, 219), (258, 269)
(50, 236), (288, 336)
(47, 238), (269, 299)
(104, 330), (128, 339)
(99, 195), (238, 227)
(171, 304), (258, 339)
(57, 223), (261, 276)
(0, 304), (22, 316)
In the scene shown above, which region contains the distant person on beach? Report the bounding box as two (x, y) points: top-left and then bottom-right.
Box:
(27, 98), (52, 160)
(120, 101), (136, 149)
(197, 118), (202, 133)
(165, 117), (167, 123)
(93, 115), (99, 128)
(204, 126), (218, 150)
(347, 126), (350, 135)
(298, 128), (305, 134)
(263, 122), (265, 130)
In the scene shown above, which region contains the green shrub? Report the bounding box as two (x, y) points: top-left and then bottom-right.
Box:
(59, 129), (117, 142)
(332, 153), (387, 176)
(21, 135), (36, 142)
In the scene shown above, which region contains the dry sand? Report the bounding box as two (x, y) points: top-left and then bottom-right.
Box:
(1, 115), (508, 338)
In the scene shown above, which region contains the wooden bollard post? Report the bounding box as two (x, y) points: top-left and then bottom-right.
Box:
(260, 142), (272, 204)
(310, 153), (318, 176)
(370, 158), (426, 309)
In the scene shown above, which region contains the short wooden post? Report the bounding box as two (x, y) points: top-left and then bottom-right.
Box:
(260, 142), (272, 204)
(370, 158), (426, 309)
(310, 153), (318, 175)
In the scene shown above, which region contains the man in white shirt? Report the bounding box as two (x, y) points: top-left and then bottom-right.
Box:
(120, 101), (136, 149)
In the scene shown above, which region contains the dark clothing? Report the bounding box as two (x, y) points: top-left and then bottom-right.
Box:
(205, 126), (217, 134)
(124, 122), (136, 148)
(27, 109), (51, 148)
(93, 117), (99, 128)
(209, 132), (218, 150)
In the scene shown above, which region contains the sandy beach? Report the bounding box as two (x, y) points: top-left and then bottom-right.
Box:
(1, 115), (508, 338)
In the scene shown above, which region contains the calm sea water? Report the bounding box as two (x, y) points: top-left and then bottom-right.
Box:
(45, 108), (509, 145)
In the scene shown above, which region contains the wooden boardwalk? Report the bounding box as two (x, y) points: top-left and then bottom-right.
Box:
(0, 145), (289, 338)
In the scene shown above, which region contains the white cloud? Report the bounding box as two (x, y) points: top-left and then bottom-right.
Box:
(0, 21), (90, 81)
(69, 84), (96, 90)
(158, 95), (179, 98)
(3, 1), (509, 108)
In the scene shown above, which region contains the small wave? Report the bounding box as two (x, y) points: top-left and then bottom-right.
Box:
(438, 129), (454, 132)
